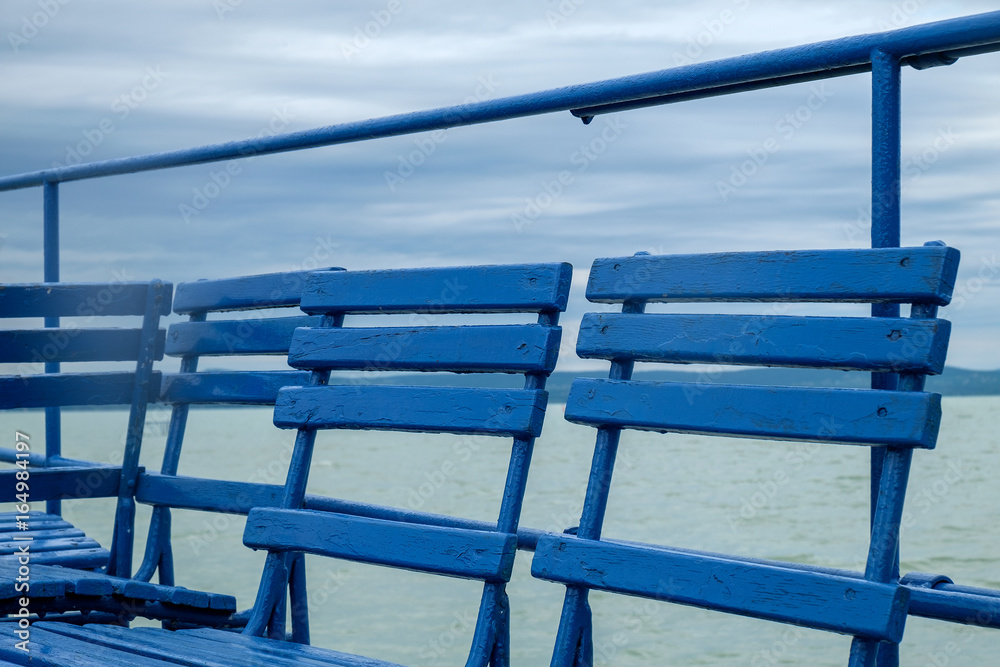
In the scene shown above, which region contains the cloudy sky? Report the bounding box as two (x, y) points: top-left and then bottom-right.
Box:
(2, 1), (999, 369)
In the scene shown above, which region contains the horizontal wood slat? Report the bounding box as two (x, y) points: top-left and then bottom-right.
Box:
(274, 385), (548, 438)
(159, 371), (312, 405)
(531, 535), (908, 642)
(0, 466), (122, 502)
(300, 263), (572, 314)
(135, 474), (284, 514)
(244, 508), (517, 582)
(0, 329), (166, 364)
(0, 282), (172, 318)
(165, 316), (323, 357)
(171, 269), (342, 314)
(577, 313), (950, 373)
(586, 247), (960, 304)
(0, 371), (161, 409)
(288, 325), (561, 373)
(565, 379), (942, 448)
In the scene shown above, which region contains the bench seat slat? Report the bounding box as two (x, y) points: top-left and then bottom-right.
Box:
(244, 508), (517, 583)
(300, 263), (572, 314)
(274, 385), (547, 438)
(288, 325), (561, 373)
(165, 316), (324, 357)
(565, 379), (941, 448)
(0, 624), (191, 667)
(578, 313), (950, 373)
(159, 371), (313, 405)
(171, 269), (341, 314)
(11, 547), (110, 569)
(531, 535), (908, 642)
(0, 329), (166, 364)
(0, 283), (172, 318)
(0, 372), (161, 408)
(586, 247), (959, 304)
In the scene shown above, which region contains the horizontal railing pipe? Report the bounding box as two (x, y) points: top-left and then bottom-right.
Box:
(0, 11), (998, 192)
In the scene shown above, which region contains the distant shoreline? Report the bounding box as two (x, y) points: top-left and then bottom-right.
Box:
(23, 366), (1000, 411)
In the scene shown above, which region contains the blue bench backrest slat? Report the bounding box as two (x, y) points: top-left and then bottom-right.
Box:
(565, 379), (941, 448)
(287, 324), (561, 373)
(0, 371), (161, 409)
(577, 313), (950, 374)
(274, 385), (548, 438)
(171, 268), (342, 314)
(244, 508), (518, 583)
(164, 315), (324, 357)
(0, 282), (173, 317)
(586, 247), (959, 304)
(300, 263), (573, 314)
(532, 535), (908, 642)
(159, 370), (314, 405)
(0, 329), (167, 364)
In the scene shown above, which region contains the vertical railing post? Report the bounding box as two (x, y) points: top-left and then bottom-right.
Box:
(854, 48), (903, 667)
(43, 180), (61, 516)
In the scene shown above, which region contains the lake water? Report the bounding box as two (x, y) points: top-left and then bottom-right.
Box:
(4, 396), (999, 666)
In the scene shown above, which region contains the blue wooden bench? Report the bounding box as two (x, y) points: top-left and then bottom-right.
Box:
(0, 279), (241, 625)
(0, 280), (171, 571)
(530, 244), (960, 667)
(1, 269), (339, 631)
(0, 262), (571, 666)
(131, 267), (336, 633)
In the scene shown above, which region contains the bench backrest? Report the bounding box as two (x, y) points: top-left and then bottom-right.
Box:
(133, 268), (339, 589)
(0, 280), (172, 573)
(240, 262), (571, 661)
(532, 244), (960, 666)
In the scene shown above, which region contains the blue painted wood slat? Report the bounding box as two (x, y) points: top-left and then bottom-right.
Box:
(531, 535), (909, 642)
(0, 282), (173, 318)
(171, 268), (342, 314)
(135, 474), (285, 514)
(158, 371), (313, 405)
(0, 329), (166, 364)
(300, 262), (573, 314)
(274, 385), (548, 438)
(164, 316), (324, 357)
(577, 313), (950, 373)
(586, 247), (959, 304)
(0, 372), (161, 408)
(565, 378), (942, 448)
(0, 466), (122, 502)
(287, 324), (561, 373)
(244, 508), (518, 583)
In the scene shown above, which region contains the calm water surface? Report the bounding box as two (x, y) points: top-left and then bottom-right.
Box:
(3, 396), (999, 666)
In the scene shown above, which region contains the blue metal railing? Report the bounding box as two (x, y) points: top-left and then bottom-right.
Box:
(3, 9), (1000, 665)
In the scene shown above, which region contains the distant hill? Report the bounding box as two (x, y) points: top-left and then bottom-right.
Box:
(51, 366), (1000, 412)
(542, 366), (1000, 403)
(318, 366), (1000, 402)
